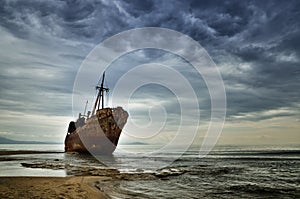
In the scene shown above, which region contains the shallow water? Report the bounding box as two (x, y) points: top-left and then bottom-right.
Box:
(105, 145), (300, 198)
(0, 144), (299, 198)
(0, 144), (65, 176)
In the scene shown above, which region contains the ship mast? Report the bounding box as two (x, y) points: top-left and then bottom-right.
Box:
(83, 100), (88, 116)
(92, 72), (109, 115)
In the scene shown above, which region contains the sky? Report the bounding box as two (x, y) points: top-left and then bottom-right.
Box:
(0, 0), (299, 146)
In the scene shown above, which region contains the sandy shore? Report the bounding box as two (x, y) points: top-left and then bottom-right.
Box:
(0, 176), (110, 199)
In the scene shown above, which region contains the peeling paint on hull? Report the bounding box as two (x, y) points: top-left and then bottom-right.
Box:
(64, 107), (128, 154)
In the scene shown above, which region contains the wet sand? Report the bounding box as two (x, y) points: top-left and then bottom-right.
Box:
(0, 176), (109, 199)
(0, 149), (171, 199)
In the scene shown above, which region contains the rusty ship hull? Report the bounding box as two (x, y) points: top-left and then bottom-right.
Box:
(64, 107), (128, 154)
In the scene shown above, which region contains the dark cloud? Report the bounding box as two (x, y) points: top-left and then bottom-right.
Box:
(0, 0), (299, 141)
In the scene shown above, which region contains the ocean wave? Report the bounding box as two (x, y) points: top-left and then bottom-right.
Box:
(229, 183), (300, 197)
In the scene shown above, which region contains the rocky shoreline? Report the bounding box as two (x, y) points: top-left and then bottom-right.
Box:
(20, 160), (188, 180)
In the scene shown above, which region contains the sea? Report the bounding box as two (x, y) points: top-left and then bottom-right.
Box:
(0, 144), (299, 198)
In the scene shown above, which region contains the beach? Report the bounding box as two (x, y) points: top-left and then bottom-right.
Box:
(0, 145), (110, 198)
(1, 0), (299, 198)
(0, 176), (108, 199)
(0, 144), (299, 198)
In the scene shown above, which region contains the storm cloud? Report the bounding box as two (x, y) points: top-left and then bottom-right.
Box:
(0, 0), (299, 142)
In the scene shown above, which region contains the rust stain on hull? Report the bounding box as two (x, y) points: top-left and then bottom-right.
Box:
(64, 107), (128, 154)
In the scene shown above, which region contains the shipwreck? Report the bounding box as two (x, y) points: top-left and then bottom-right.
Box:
(64, 72), (128, 154)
